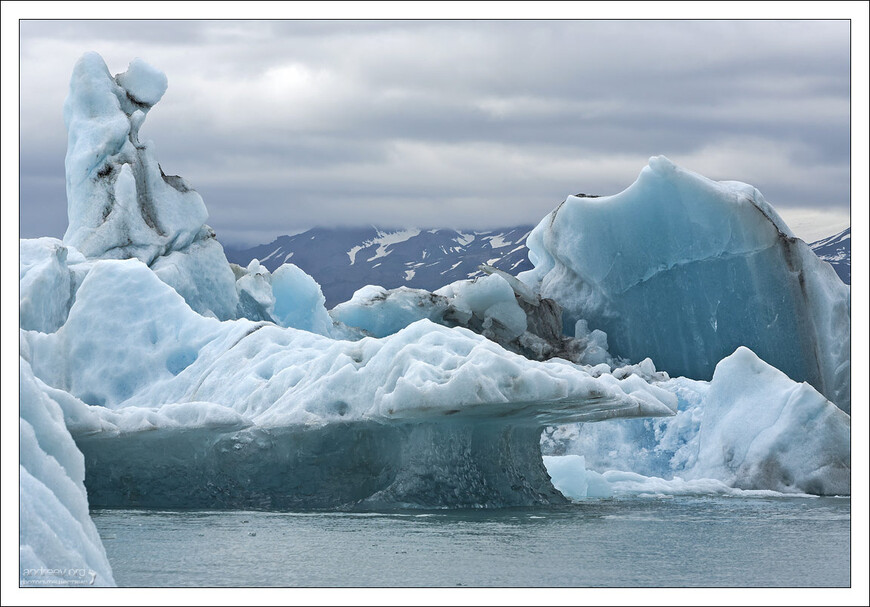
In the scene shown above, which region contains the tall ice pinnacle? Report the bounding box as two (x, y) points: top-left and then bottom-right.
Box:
(62, 52), (207, 264)
(61, 52), (239, 320)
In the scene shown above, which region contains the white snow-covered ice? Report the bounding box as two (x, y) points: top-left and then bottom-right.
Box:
(22, 259), (676, 425)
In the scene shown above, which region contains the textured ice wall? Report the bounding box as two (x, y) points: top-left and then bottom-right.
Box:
(59, 52), (334, 327)
(543, 347), (850, 497)
(74, 422), (569, 509)
(19, 357), (114, 587)
(62, 52), (238, 319)
(63, 52), (197, 262)
(690, 347), (850, 494)
(520, 156), (851, 412)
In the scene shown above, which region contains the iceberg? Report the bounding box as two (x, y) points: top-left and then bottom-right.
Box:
(46, 52), (335, 330)
(543, 347), (850, 497)
(63, 52), (196, 263)
(19, 238), (88, 334)
(689, 347), (850, 494)
(331, 268), (599, 364)
(543, 458), (802, 499)
(26, 52), (679, 512)
(519, 156), (851, 412)
(233, 259), (335, 335)
(330, 284), (451, 338)
(21, 258), (677, 509)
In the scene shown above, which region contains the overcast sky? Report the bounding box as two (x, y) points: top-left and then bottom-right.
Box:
(18, 19), (852, 246)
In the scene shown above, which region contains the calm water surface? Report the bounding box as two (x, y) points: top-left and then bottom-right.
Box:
(92, 496), (850, 587)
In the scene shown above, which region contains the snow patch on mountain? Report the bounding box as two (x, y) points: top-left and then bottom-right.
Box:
(809, 227), (850, 284)
(226, 226), (534, 307)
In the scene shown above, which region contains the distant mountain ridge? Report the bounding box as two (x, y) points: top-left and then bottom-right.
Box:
(224, 225), (850, 308)
(809, 227), (850, 284)
(223, 226), (534, 307)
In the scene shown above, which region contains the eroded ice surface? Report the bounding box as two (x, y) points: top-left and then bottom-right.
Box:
(20, 238), (88, 334)
(62, 52), (239, 320)
(64, 52), (203, 263)
(50, 53), (339, 329)
(22, 260), (679, 422)
(543, 347), (850, 497)
(19, 358), (114, 587)
(519, 156), (851, 412)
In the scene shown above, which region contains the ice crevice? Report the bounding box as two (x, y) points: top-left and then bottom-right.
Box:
(611, 242), (781, 296)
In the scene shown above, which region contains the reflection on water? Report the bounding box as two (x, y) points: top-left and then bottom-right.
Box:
(92, 496), (850, 587)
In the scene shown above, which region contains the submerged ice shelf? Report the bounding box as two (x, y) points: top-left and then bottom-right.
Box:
(78, 423), (561, 510)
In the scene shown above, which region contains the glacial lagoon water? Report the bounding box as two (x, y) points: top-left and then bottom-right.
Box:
(92, 496), (850, 587)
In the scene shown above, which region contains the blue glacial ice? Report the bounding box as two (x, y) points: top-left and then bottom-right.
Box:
(233, 259), (336, 335)
(519, 156), (851, 412)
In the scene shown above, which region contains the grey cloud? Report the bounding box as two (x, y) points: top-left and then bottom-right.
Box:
(18, 19), (851, 245)
(20, 19), (211, 45)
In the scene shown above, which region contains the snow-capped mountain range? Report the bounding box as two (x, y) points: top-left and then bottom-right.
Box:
(224, 224), (850, 307)
(808, 227), (850, 284)
(223, 226), (534, 307)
